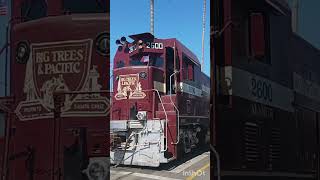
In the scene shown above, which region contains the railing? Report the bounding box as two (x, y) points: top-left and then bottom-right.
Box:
(169, 71), (180, 145)
(0, 96), (14, 180)
(211, 144), (221, 180)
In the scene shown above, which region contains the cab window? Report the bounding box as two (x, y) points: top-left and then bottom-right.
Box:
(183, 60), (188, 80)
(248, 12), (270, 63)
(64, 0), (107, 13)
(188, 64), (194, 81)
(21, 0), (47, 22)
(150, 57), (164, 68)
(182, 54), (195, 81)
(130, 58), (148, 66)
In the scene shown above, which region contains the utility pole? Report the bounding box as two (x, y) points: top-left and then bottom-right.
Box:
(150, 0), (154, 35)
(201, 0), (206, 71)
(5, 24), (9, 96)
(292, 0), (299, 33)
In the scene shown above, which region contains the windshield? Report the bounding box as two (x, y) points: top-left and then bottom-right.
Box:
(21, 0), (47, 21)
(130, 58), (148, 66)
(150, 57), (164, 67)
(128, 55), (164, 68)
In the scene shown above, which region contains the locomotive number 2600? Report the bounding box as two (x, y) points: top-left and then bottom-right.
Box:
(251, 78), (272, 102)
(146, 42), (163, 49)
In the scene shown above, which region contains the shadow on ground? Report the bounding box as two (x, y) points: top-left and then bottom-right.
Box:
(111, 145), (210, 171)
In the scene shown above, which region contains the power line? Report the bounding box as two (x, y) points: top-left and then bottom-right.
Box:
(150, 0), (154, 35)
(201, 0), (207, 71)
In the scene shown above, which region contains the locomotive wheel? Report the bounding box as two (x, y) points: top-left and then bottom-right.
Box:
(177, 125), (207, 159)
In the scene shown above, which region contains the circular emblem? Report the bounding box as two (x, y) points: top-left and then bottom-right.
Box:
(95, 32), (109, 57)
(16, 41), (30, 64)
(139, 72), (147, 79)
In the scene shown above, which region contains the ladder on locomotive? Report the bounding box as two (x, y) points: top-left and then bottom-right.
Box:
(154, 70), (181, 148)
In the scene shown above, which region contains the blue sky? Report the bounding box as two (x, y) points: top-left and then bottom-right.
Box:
(0, 0), (10, 97)
(287, 0), (320, 49)
(110, 0), (210, 76)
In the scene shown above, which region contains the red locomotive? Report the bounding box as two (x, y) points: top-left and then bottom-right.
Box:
(0, 0), (109, 180)
(110, 33), (210, 167)
(211, 0), (320, 179)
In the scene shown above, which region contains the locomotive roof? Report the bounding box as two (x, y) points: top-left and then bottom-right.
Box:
(174, 39), (200, 65)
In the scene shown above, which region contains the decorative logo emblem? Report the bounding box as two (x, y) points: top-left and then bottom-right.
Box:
(32, 40), (91, 110)
(15, 39), (110, 121)
(115, 74), (146, 100)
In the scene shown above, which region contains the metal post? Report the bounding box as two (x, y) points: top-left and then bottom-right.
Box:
(2, 112), (10, 180)
(201, 0), (207, 71)
(5, 25), (9, 96)
(53, 94), (63, 180)
(150, 0), (154, 35)
(292, 0), (299, 33)
(0, 97), (14, 180)
(316, 113), (320, 180)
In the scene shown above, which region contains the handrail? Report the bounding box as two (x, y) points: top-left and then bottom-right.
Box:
(169, 71), (180, 145)
(142, 89), (168, 152)
(0, 43), (9, 56)
(210, 144), (221, 180)
(0, 96), (14, 180)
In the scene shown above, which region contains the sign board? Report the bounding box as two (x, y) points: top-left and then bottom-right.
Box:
(114, 74), (146, 100)
(218, 66), (294, 112)
(15, 39), (110, 121)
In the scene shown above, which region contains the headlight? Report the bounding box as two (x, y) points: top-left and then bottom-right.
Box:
(83, 158), (109, 180)
(115, 39), (121, 45)
(136, 111), (147, 120)
(16, 41), (30, 64)
(95, 32), (109, 57)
